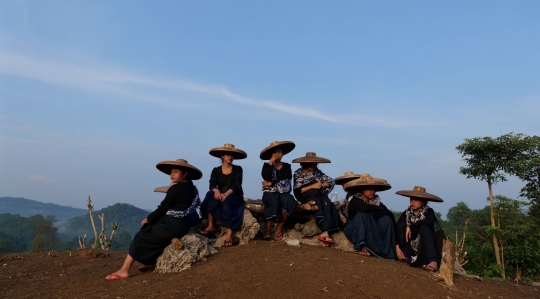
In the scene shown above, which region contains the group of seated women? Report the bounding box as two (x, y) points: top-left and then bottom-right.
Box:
(105, 141), (443, 280)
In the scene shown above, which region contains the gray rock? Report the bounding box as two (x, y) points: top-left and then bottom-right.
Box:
(155, 234), (217, 273)
(331, 231), (354, 252)
(214, 209), (260, 247)
(286, 239), (300, 247)
(293, 219), (320, 237)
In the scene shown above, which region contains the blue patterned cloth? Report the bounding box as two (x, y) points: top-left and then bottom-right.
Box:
(166, 193), (201, 218)
(262, 164), (292, 193)
(293, 168), (335, 195)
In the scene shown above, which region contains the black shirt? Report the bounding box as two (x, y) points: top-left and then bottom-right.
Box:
(346, 193), (395, 221)
(261, 162), (292, 184)
(147, 182), (198, 223)
(209, 165), (244, 195)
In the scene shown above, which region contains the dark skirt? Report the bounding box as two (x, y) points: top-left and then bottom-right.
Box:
(200, 191), (244, 231)
(396, 222), (439, 267)
(129, 215), (191, 265)
(300, 193), (340, 233)
(344, 212), (396, 259)
(262, 192), (297, 220)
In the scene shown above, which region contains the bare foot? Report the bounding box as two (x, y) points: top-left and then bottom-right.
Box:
(423, 261), (438, 271)
(359, 247), (371, 256)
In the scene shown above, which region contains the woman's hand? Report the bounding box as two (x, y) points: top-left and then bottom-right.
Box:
(213, 189), (220, 200)
(219, 193), (227, 202)
(141, 218), (148, 226)
(405, 226), (411, 242)
(261, 180), (272, 187)
(311, 182), (322, 189)
(396, 245), (406, 260)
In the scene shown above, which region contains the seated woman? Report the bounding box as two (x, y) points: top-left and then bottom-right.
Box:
(260, 141), (297, 241)
(334, 172), (362, 226)
(105, 159), (202, 280)
(200, 143), (247, 247)
(343, 174), (396, 259)
(395, 186), (443, 271)
(292, 152), (340, 247)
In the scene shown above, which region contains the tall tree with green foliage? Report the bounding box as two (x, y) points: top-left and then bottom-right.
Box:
(512, 135), (540, 203)
(456, 132), (524, 278)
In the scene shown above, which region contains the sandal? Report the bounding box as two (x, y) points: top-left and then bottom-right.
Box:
(274, 233), (283, 241)
(138, 264), (156, 272)
(316, 236), (334, 244)
(320, 242), (330, 247)
(262, 234), (272, 241)
(199, 230), (216, 238)
(422, 264), (438, 272)
(222, 238), (240, 247)
(105, 273), (130, 280)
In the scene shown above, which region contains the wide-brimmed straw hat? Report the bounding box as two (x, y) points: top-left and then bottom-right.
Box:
(292, 152), (331, 164)
(156, 159), (203, 180)
(209, 143), (247, 160)
(259, 141), (296, 160)
(396, 186), (444, 202)
(154, 186), (169, 193)
(343, 174), (392, 192)
(335, 171), (363, 185)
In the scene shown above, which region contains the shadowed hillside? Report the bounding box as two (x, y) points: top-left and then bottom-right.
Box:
(0, 197), (87, 224)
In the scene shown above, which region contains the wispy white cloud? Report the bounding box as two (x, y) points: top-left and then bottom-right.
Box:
(28, 174), (54, 182)
(0, 50), (425, 128)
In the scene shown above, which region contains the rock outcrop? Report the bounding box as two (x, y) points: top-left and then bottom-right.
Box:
(155, 234), (217, 273)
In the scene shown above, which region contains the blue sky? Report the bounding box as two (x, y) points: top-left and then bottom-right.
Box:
(1, 1), (539, 217)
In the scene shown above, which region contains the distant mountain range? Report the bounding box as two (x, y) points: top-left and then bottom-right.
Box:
(0, 196), (150, 238)
(0, 197), (87, 223)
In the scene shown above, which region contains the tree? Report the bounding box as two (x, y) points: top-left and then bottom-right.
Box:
(512, 135), (540, 203)
(456, 132), (524, 278)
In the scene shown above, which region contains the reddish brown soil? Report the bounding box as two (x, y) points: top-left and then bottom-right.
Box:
(1, 242), (538, 299)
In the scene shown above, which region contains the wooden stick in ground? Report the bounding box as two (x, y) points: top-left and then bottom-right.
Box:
(172, 238), (183, 250)
(87, 196), (99, 249)
(108, 222), (119, 248)
(98, 213), (106, 249)
(439, 239), (456, 286)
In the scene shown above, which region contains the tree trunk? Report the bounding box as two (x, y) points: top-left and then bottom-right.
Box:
(87, 196), (99, 249)
(439, 239), (455, 286)
(488, 181), (504, 278)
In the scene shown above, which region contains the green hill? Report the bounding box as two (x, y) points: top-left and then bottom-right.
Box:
(0, 197), (87, 223)
(57, 203), (149, 242)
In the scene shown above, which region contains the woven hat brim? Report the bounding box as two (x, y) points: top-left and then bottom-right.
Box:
(154, 186), (170, 193)
(345, 184), (392, 192)
(209, 149), (247, 160)
(335, 176), (361, 185)
(156, 164), (203, 180)
(259, 142), (296, 160)
(291, 157), (331, 163)
(396, 190), (443, 202)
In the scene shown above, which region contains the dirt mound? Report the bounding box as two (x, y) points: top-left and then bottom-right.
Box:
(1, 242), (538, 299)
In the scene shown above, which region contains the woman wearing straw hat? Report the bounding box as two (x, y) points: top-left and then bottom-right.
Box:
(335, 171), (362, 192)
(260, 141), (297, 241)
(342, 174), (396, 259)
(200, 144), (247, 247)
(395, 186), (443, 271)
(292, 152), (340, 247)
(105, 159), (202, 280)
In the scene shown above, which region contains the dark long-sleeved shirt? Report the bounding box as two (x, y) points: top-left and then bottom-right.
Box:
(346, 194), (395, 221)
(147, 182), (198, 223)
(261, 162), (292, 184)
(209, 165), (244, 195)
